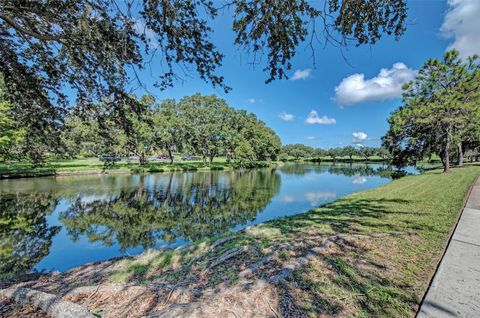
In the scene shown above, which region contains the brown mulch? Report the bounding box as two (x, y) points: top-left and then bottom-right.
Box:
(0, 295), (51, 318)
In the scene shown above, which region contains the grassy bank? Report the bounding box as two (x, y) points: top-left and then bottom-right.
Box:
(100, 165), (478, 317)
(7, 165), (479, 317)
(0, 158), (274, 179)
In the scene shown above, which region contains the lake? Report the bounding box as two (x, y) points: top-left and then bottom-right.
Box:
(0, 163), (399, 276)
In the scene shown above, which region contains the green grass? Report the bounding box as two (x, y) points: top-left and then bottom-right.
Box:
(107, 165), (480, 317)
(0, 157), (274, 178)
(263, 165), (479, 316)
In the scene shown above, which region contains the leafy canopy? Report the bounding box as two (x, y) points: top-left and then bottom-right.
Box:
(1, 0), (407, 119)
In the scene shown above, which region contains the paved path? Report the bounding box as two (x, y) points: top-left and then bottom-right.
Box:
(417, 177), (480, 318)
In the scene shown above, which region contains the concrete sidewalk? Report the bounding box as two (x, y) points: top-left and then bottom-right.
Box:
(417, 177), (480, 318)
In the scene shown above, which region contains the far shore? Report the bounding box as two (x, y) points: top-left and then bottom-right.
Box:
(0, 156), (442, 180)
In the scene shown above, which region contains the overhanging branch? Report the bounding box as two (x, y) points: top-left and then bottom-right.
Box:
(0, 13), (63, 41)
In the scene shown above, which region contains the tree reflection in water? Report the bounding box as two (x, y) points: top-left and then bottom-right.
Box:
(0, 164), (398, 276)
(59, 169), (281, 251)
(0, 193), (60, 278)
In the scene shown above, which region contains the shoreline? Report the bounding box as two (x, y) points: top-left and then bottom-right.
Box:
(0, 157), (443, 180)
(0, 161), (276, 180)
(0, 158), (438, 181)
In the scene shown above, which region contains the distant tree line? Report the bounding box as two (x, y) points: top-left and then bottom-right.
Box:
(0, 89), (281, 165)
(280, 144), (390, 162)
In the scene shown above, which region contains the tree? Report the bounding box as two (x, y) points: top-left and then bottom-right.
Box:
(327, 148), (342, 162)
(239, 113), (281, 161)
(313, 148), (327, 159)
(343, 146), (357, 161)
(178, 94), (230, 163)
(1, 0), (407, 140)
(383, 50), (480, 172)
(0, 100), (24, 160)
(281, 144), (314, 159)
(377, 147), (391, 161)
(60, 113), (103, 158)
(120, 95), (155, 165)
(58, 92), (281, 165)
(152, 99), (184, 164)
(359, 146), (376, 161)
(235, 139), (256, 165)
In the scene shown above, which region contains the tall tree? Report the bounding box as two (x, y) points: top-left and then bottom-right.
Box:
(383, 50), (480, 172)
(343, 145), (357, 161)
(178, 94), (230, 163)
(152, 99), (184, 163)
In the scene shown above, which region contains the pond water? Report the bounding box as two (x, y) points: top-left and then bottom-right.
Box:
(0, 163), (399, 275)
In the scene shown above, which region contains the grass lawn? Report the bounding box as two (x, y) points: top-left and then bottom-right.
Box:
(103, 165), (479, 317)
(0, 157), (269, 177)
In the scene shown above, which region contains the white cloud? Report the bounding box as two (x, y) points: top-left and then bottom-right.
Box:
(279, 112), (295, 121)
(305, 110), (336, 125)
(133, 20), (159, 48)
(305, 136), (320, 140)
(352, 132), (368, 143)
(441, 0), (480, 58)
(290, 69), (312, 81)
(245, 98), (256, 104)
(304, 192), (336, 206)
(352, 176), (367, 185)
(281, 195), (296, 203)
(334, 63), (417, 105)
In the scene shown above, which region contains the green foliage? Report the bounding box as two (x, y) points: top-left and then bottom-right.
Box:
(55, 93), (282, 166)
(281, 144), (315, 159)
(235, 139), (256, 165)
(383, 50), (480, 172)
(342, 145), (357, 160)
(0, 100), (25, 160)
(327, 147), (343, 161)
(358, 146), (377, 160)
(280, 144), (387, 162)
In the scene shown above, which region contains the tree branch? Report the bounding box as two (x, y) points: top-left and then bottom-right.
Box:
(0, 13), (63, 41)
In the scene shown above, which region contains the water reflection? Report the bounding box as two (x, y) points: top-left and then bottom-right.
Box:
(0, 193), (60, 278)
(0, 163), (398, 275)
(59, 170), (281, 251)
(352, 176), (368, 185)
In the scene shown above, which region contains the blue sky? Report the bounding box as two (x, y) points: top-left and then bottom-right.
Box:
(134, 0), (480, 148)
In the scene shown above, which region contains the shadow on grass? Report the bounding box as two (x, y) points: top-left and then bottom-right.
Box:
(264, 198), (412, 237)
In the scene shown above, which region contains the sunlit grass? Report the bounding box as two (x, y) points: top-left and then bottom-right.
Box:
(0, 157), (273, 177)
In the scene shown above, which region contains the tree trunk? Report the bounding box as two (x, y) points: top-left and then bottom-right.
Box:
(139, 152), (149, 166)
(444, 129), (451, 173)
(167, 147), (173, 164)
(457, 142), (464, 167)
